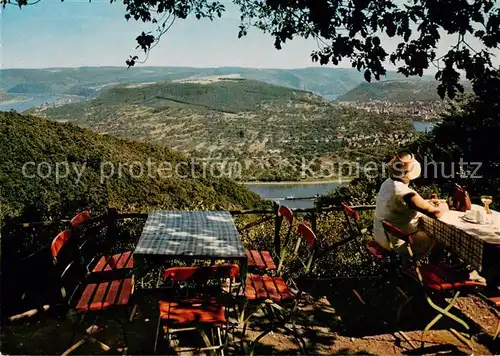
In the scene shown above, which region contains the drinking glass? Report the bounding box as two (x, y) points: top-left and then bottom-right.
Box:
(481, 195), (493, 215)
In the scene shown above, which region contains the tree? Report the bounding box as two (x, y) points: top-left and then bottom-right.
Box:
(3, 0), (500, 99)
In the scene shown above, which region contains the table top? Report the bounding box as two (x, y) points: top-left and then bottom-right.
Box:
(435, 204), (500, 244)
(134, 210), (247, 259)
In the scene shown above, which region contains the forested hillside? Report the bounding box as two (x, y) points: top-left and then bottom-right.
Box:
(0, 111), (265, 223)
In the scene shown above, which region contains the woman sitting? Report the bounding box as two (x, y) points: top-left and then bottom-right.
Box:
(373, 151), (448, 260)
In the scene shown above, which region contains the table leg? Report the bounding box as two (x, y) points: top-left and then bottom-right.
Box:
(240, 258), (248, 285)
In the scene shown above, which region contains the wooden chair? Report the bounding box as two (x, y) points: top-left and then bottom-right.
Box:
(342, 202), (394, 262)
(71, 211), (134, 279)
(246, 205), (294, 272)
(382, 220), (485, 349)
(50, 230), (134, 355)
(241, 222), (316, 356)
(154, 264), (240, 355)
(341, 203), (412, 304)
(70, 211), (91, 230)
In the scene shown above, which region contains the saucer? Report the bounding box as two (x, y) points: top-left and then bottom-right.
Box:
(460, 215), (481, 224)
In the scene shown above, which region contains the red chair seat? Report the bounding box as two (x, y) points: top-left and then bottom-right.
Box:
(244, 274), (295, 302)
(488, 296), (500, 307)
(406, 264), (485, 291)
(365, 240), (389, 259)
(246, 249), (277, 270)
(159, 298), (226, 326)
(75, 277), (133, 311)
(92, 251), (134, 273)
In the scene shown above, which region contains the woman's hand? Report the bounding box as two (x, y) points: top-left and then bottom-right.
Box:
(435, 202), (450, 218)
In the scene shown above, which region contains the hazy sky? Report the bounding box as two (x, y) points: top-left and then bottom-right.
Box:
(1, 0), (499, 69)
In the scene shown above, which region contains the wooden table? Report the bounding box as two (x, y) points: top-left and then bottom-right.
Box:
(134, 210), (248, 288)
(421, 204), (500, 277)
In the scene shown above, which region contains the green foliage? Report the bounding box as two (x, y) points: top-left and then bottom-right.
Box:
(0, 111), (267, 223)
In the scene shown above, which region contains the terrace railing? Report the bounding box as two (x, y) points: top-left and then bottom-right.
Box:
(2, 203), (376, 321)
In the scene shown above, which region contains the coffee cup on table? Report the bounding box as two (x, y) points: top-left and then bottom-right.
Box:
(476, 210), (484, 224)
(465, 210), (476, 221)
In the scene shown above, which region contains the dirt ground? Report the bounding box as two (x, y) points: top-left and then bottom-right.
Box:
(2, 279), (499, 355)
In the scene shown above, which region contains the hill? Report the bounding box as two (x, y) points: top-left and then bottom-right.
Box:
(38, 79), (417, 181)
(0, 66), (410, 100)
(337, 79), (472, 102)
(0, 111), (265, 222)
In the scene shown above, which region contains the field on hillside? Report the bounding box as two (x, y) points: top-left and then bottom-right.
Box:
(38, 80), (416, 181)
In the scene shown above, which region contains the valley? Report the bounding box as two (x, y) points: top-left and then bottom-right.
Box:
(35, 79), (418, 181)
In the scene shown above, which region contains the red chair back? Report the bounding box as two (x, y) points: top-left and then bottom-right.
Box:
(341, 202), (366, 254)
(342, 202), (360, 221)
(297, 223), (316, 249)
(382, 220), (412, 244)
(51, 230), (83, 295)
(285, 223), (317, 275)
(278, 206), (294, 223)
(51, 230), (72, 258)
(71, 210), (90, 230)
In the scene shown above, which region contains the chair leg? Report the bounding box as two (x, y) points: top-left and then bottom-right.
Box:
(153, 315), (162, 354)
(282, 324), (308, 355)
(422, 291), (469, 348)
(122, 309), (129, 354)
(249, 324), (275, 356)
(217, 327), (225, 356)
(449, 328), (474, 351)
(396, 296), (414, 323)
(65, 313), (85, 355)
(199, 329), (216, 356)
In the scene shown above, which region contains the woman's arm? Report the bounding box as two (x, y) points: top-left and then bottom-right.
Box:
(403, 192), (445, 218)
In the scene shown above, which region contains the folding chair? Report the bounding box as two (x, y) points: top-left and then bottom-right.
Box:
(154, 264), (240, 355)
(50, 230), (134, 355)
(241, 223), (316, 356)
(341, 203), (409, 305)
(342, 202), (394, 263)
(70, 211), (91, 230)
(382, 220), (485, 348)
(246, 205), (294, 272)
(71, 211), (134, 279)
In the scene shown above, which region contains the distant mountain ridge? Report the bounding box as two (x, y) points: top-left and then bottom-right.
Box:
(0, 66), (433, 100)
(338, 79), (472, 102)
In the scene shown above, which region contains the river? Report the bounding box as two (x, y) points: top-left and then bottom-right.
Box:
(413, 121), (435, 133)
(0, 94), (80, 112)
(246, 181), (345, 209)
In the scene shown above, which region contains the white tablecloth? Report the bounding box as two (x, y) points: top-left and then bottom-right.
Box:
(421, 204), (500, 271)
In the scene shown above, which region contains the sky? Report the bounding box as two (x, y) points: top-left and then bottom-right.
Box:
(1, 0), (499, 70)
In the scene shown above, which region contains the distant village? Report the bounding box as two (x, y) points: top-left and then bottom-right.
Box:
(36, 96), (84, 110)
(336, 100), (448, 122)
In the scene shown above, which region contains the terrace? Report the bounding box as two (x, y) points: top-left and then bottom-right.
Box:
(1, 204), (499, 355)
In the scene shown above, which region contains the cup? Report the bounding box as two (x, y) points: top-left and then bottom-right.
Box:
(465, 210), (476, 221)
(476, 210), (484, 224)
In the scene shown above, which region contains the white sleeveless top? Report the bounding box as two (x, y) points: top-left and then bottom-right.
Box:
(373, 178), (421, 250)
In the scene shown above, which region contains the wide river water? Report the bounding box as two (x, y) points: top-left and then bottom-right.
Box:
(245, 181), (345, 209)
(0, 94), (68, 112)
